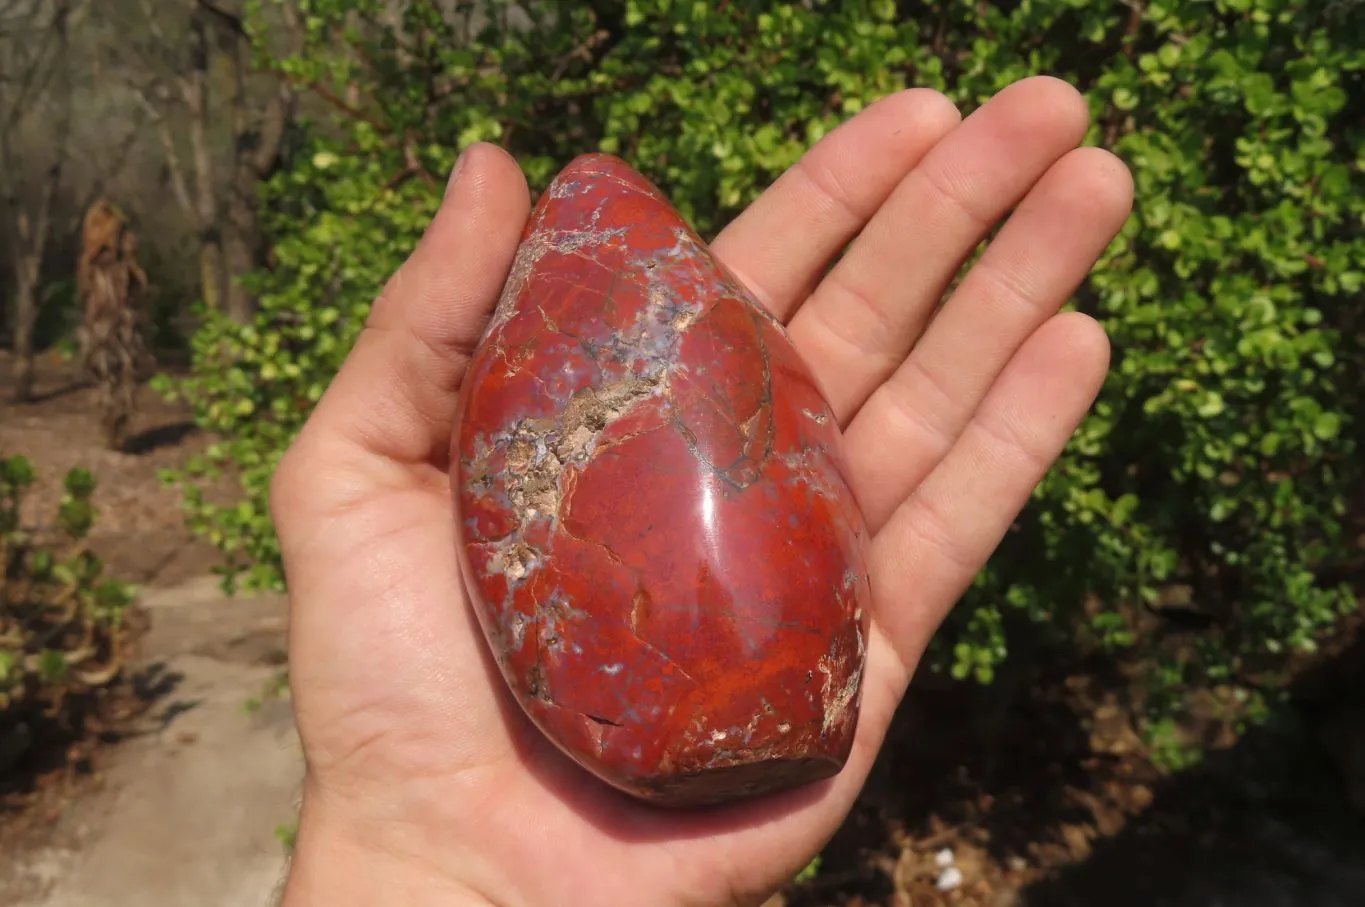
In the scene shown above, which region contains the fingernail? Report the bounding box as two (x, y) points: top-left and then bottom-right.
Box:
(445, 147), (471, 197)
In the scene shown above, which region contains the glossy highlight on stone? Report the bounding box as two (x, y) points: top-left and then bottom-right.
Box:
(452, 153), (873, 808)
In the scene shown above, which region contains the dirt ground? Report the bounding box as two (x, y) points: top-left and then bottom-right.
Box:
(3, 348), (1364, 907)
(0, 348), (223, 587)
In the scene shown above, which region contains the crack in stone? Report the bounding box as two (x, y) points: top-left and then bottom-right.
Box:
(469, 534), (543, 596)
(580, 422), (669, 463)
(483, 372), (662, 539)
(556, 518), (628, 566)
(488, 219), (627, 335)
(537, 304), (559, 332)
(526, 663), (550, 703)
(549, 167), (645, 200)
(534, 587), (588, 659)
(817, 626), (864, 738)
(539, 598), (699, 738)
(629, 585), (652, 637)
(667, 303), (777, 491)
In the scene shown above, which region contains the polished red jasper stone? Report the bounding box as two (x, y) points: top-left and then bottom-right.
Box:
(452, 152), (872, 808)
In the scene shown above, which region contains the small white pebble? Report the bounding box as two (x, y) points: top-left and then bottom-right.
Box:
(936, 866), (964, 891)
(935, 848), (955, 867)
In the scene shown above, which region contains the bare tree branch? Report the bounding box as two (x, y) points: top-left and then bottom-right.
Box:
(131, 85), (192, 215)
(5, 0), (78, 401)
(0, 1), (66, 143)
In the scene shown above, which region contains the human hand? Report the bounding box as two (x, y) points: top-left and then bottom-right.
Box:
(270, 75), (1132, 907)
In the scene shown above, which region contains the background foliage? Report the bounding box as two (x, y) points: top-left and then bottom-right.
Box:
(161, 0), (1364, 744)
(1, 454), (136, 770)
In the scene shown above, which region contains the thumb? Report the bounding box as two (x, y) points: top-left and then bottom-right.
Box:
(272, 143), (530, 532)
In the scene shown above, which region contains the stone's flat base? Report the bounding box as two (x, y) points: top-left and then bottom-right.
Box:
(631, 754), (844, 809)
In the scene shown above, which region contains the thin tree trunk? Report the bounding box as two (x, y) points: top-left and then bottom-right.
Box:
(183, 6), (226, 314)
(224, 36), (291, 324)
(11, 233), (43, 402)
(12, 167), (62, 406)
(8, 0), (72, 402)
(222, 205), (256, 323)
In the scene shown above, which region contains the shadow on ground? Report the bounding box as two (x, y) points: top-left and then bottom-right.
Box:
(0, 659), (186, 814)
(24, 382), (89, 406)
(787, 617), (1365, 906)
(1021, 629), (1365, 907)
(119, 420), (198, 456)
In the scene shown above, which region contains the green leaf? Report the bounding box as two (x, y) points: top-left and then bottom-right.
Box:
(1313, 412), (1341, 441)
(37, 650), (68, 684)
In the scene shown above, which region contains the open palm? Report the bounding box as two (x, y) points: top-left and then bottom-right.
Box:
(270, 77), (1132, 907)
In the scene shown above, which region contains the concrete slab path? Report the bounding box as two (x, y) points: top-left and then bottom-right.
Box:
(3, 576), (303, 907)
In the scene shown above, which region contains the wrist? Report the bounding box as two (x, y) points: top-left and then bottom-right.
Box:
(278, 781), (498, 907)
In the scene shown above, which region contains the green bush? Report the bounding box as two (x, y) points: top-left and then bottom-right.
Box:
(163, 0), (1362, 732)
(1, 455), (137, 769)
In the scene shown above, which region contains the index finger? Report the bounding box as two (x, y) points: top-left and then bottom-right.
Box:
(710, 88), (961, 322)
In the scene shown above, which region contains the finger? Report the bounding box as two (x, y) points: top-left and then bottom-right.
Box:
(786, 76), (1091, 423)
(867, 311), (1110, 678)
(710, 88), (961, 321)
(290, 144), (530, 481)
(847, 146), (1133, 531)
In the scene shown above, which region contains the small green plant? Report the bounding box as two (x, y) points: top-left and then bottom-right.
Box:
(274, 819), (299, 854)
(793, 855), (822, 885)
(1, 454), (137, 766)
(243, 668), (291, 715)
(1144, 717), (1204, 774)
